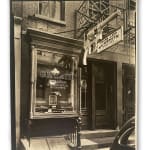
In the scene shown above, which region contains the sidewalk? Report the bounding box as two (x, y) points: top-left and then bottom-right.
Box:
(96, 148), (110, 150)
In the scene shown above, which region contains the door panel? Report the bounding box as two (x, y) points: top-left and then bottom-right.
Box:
(95, 82), (108, 128)
(95, 83), (106, 110)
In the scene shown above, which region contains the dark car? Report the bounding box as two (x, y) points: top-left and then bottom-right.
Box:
(110, 117), (136, 150)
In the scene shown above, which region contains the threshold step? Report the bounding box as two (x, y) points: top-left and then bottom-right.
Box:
(81, 137), (114, 150)
(80, 129), (118, 139)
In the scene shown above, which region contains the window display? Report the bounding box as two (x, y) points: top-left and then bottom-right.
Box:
(31, 50), (78, 117)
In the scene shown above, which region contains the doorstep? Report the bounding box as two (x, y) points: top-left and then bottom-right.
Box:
(80, 129), (118, 139)
(81, 137), (114, 150)
(80, 129), (118, 150)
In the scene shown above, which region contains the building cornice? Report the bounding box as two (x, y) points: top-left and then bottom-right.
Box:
(27, 28), (83, 49)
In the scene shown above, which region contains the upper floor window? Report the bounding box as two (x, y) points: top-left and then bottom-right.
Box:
(39, 1), (65, 21)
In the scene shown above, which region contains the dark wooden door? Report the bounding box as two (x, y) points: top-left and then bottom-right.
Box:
(88, 60), (116, 129)
(122, 64), (135, 124)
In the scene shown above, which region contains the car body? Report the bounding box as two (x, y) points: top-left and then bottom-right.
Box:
(110, 117), (135, 150)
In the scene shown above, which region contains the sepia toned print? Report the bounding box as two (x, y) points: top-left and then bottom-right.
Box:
(11, 0), (136, 150)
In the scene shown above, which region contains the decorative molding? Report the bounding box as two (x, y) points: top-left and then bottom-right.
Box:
(33, 14), (66, 26)
(27, 28), (83, 54)
(14, 16), (22, 24)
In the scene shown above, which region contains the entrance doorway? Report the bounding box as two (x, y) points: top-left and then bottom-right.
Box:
(87, 60), (117, 129)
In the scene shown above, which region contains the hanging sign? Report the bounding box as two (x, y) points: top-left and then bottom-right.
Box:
(96, 26), (123, 53)
(82, 10), (122, 65)
(84, 26), (123, 54)
(83, 26), (123, 65)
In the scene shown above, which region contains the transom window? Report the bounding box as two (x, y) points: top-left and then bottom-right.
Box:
(39, 0), (65, 21)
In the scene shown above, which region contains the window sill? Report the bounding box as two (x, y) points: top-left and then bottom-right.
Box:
(33, 14), (66, 26)
(30, 113), (79, 120)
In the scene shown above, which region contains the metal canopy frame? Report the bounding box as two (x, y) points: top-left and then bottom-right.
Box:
(74, 0), (136, 44)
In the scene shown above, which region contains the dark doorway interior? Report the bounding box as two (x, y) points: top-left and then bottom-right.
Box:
(87, 59), (117, 130)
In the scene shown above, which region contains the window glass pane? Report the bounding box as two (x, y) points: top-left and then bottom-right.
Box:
(35, 51), (77, 114)
(39, 1), (49, 17)
(49, 1), (56, 18)
(54, 1), (61, 20)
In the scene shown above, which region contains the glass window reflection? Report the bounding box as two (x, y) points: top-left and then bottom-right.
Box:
(35, 51), (77, 115)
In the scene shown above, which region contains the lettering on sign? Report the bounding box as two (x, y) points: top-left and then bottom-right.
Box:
(84, 26), (123, 54)
(97, 26), (123, 53)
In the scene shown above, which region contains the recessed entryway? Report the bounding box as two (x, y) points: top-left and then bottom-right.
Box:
(87, 59), (117, 130)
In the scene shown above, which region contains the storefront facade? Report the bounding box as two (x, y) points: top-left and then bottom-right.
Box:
(12, 0), (136, 149)
(21, 27), (82, 132)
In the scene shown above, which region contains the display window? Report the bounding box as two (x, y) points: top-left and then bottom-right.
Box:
(30, 49), (78, 117)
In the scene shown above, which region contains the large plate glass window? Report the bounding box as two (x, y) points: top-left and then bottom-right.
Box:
(31, 49), (78, 117)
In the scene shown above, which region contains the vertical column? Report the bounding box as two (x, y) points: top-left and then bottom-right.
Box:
(79, 68), (82, 113)
(91, 64), (96, 130)
(30, 45), (37, 118)
(70, 57), (75, 111)
(117, 62), (123, 128)
(14, 16), (22, 149)
(77, 117), (82, 150)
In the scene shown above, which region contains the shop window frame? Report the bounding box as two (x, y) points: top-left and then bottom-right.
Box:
(30, 47), (79, 119)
